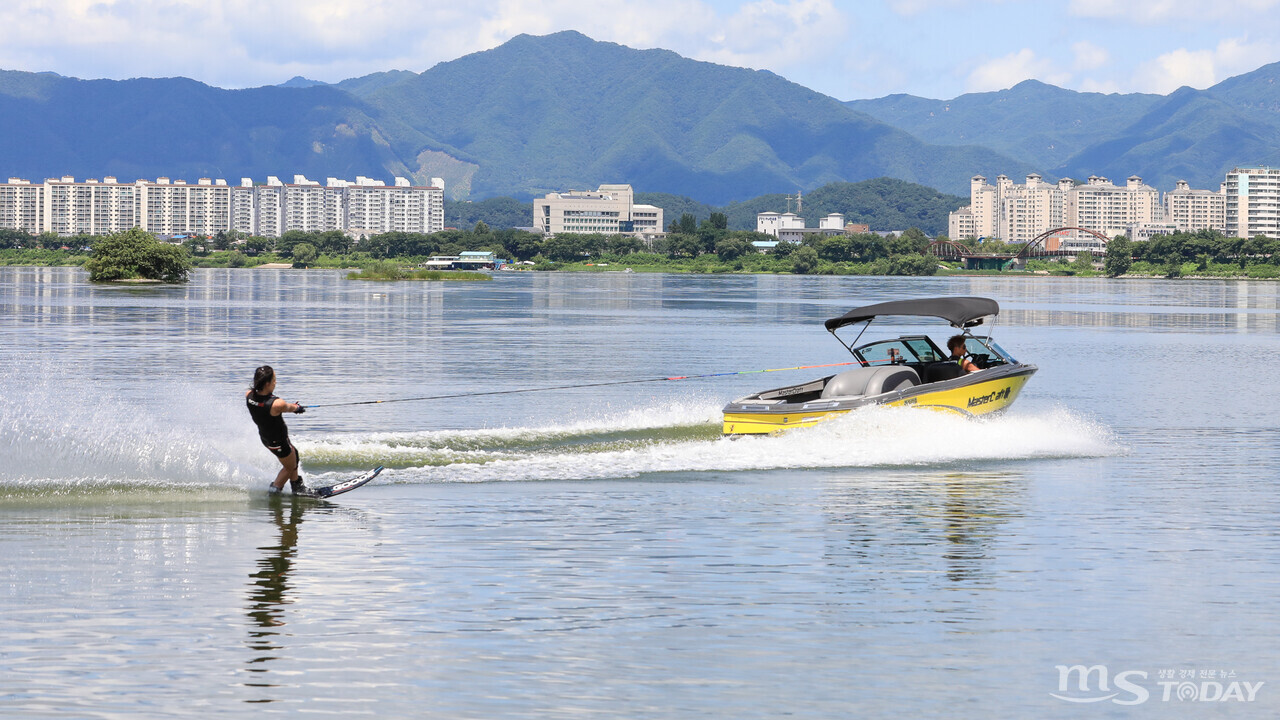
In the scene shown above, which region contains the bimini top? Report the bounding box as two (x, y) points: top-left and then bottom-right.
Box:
(824, 296), (1000, 331)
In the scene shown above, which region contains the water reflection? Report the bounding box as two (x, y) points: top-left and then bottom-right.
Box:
(822, 471), (1025, 588)
(242, 497), (312, 702)
(930, 472), (1022, 584)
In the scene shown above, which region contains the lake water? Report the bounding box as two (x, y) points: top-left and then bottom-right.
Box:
(2, 267), (1278, 717)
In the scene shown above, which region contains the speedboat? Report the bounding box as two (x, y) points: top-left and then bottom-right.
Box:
(722, 297), (1037, 435)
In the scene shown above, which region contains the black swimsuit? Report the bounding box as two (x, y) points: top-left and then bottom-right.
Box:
(247, 391), (294, 459)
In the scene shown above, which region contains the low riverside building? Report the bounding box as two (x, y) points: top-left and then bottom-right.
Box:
(0, 174), (445, 238)
(1128, 221), (1181, 242)
(756, 212), (849, 242)
(532, 184), (663, 241)
(422, 252), (500, 270)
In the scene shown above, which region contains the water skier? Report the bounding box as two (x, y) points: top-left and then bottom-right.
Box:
(246, 365), (315, 497)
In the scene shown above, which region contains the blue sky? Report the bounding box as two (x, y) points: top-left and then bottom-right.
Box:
(1, 0), (1276, 99)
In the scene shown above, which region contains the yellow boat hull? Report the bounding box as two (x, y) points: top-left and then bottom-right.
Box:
(723, 372), (1033, 435)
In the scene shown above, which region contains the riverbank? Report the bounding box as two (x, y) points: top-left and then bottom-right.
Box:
(5, 249), (1279, 280)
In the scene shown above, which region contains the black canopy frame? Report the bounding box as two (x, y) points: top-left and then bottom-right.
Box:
(825, 297), (1006, 361)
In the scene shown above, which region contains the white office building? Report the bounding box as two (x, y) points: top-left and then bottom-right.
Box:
(756, 211), (847, 243)
(1128, 221), (1181, 242)
(533, 184), (663, 240)
(1225, 167), (1280, 240)
(756, 212), (805, 237)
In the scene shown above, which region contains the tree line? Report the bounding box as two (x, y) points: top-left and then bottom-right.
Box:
(0, 217), (942, 276)
(1103, 230), (1280, 277)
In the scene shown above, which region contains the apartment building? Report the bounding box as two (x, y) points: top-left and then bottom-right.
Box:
(0, 174), (445, 238)
(532, 184), (664, 239)
(950, 172), (1210, 248)
(344, 176), (445, 236)
(136, 177), (232, 236)
(0, 178), (42, 232)
(1165, 180), (1227, 234)
(251, 178), (286, 238)
(948, 174), (1072, 244)
(281, 175), (329, 234)
(42, 176), (139, 236)
(1225, 167), (1280, 240)
(1065, 176), (1162, 244)
(232, 178), (257, 236)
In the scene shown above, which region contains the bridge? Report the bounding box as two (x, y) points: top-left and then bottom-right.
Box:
(926, 228), (1112, 270)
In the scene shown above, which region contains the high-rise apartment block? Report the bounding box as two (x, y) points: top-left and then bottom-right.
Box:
(1225, 167), (1280, 240)
(1066, 175), (1162, 245)
(533, 184), (663, 239)
(949, 174), (1076, 245)
(1165, 180), (1228, 234)
(0, 179), (43, 232)
(949, 173), (1225, 247)
(0, 174), (445, 238)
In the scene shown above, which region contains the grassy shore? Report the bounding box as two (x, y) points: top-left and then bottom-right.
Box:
(5, 248), (1279, 280)
(0, 249), (92, 266)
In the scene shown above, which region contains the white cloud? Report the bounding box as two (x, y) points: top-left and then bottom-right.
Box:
(1071, 40), (1109, 72)
(1130, 37), (1280, 92)
(887, 0), (1009, 15)
(1, 0), (1277, 101)
(1069, 0), (1280, 22)
(965, 49), (1072, 93)
(695, 0), (847, 74)
(0, 0), (851, 89)
(1134, 48), (1216, 92)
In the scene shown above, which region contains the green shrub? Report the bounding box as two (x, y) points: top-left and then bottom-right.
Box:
(886, 253), (938, 276)
(791, 246), (819, 274)
(84, 228), (191, 282)
(292, 242), (318, 265)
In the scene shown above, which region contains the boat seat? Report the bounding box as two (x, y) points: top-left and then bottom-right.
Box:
(821, 366), (919, 399)
(924, 361), (963, 383)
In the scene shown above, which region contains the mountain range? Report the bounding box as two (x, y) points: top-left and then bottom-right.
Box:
(846, 64), (1280, 191)
(446, 177), (966, 235)
(1, 31), (1277, 206)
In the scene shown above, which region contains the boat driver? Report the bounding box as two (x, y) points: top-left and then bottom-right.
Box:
(947, 335), (981, 374)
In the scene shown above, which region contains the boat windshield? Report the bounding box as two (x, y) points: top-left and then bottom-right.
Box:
(978, 339), (1015, 363)
(853, 337), (946, 366)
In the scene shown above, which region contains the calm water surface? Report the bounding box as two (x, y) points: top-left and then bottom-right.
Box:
(2, 267), (1278, 717)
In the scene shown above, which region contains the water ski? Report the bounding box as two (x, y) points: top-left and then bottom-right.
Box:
(277, 466), (383, 500)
